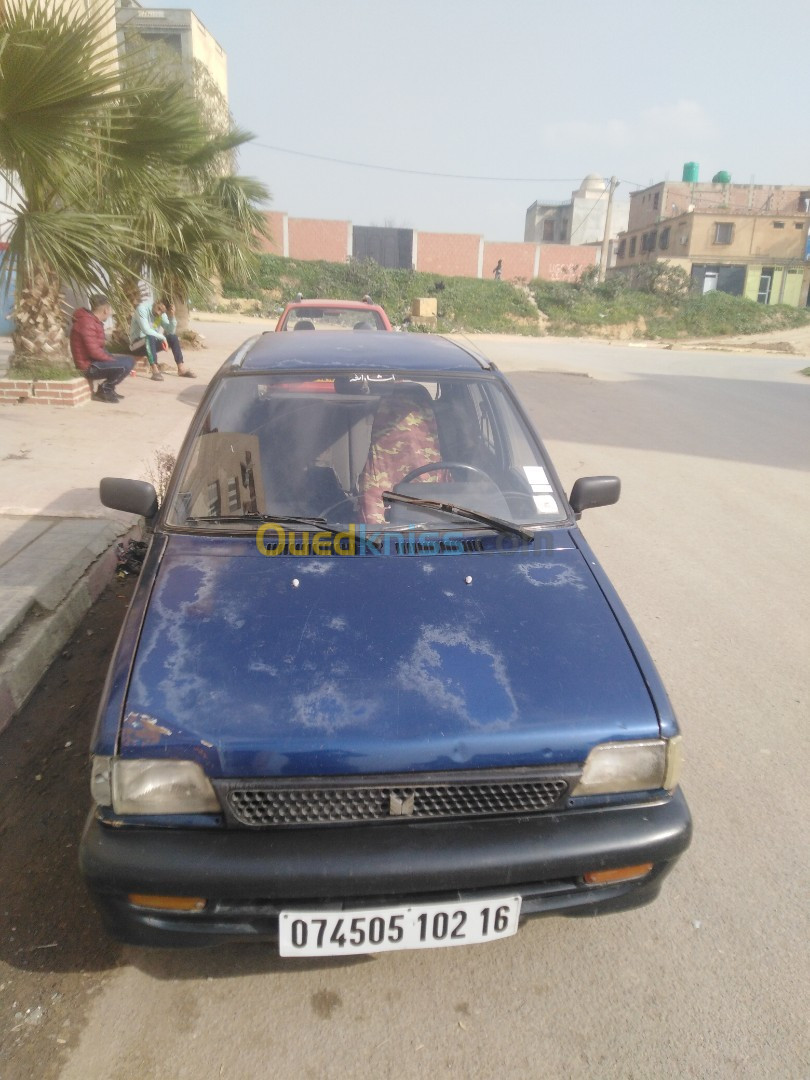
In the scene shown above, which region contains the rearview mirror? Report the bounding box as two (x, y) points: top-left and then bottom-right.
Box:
(568, 476), (621, 516)
(100, 478), (159, 522)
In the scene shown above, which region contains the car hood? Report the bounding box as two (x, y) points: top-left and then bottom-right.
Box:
(121, 534), (659, 776)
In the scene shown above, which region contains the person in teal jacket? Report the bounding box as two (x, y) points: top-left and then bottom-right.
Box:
(129, 297), (196, 381)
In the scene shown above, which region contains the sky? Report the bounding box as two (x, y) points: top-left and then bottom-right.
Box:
(161, 0), (809, 242)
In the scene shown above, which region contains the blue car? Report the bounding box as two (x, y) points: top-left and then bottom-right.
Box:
(81, 331), (691, 953)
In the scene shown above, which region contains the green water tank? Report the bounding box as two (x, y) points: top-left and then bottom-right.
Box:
(712, 170), (731, 184)
(682, 161), (699, 182)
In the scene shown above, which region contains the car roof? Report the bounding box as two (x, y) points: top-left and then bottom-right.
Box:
(235, 331), (491, 372)
(284, 299), (385, 312)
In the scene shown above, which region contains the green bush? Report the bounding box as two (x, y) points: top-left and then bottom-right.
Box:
(529, 274), (810, 338)
(223, 257), (543, 334)
(221, 256), (810, 340)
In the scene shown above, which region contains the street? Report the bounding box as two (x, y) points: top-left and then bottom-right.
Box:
(1, 334), (808, 1080)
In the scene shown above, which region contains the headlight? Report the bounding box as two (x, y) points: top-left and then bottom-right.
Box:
(92, 758), (221, 815)
(572, 737), (683, 796)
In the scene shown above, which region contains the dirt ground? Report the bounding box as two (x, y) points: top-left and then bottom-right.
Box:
(0, 577), (135, 1080)
(684, 320), (810, 357)
(191, 307), (810, 358)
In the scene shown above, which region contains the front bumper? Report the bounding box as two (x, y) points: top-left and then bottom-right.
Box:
(80, 789), (691, 948)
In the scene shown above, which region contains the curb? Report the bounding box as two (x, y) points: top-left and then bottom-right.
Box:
(0, 522), (142, 734)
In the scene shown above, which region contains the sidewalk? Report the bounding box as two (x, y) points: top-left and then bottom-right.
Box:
(0, 318), (258, 731)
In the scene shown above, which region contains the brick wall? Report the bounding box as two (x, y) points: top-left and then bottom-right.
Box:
(288, 218), (350, 263)
(0, 376), (93, 406)
(0, 379), (33, 404)
(254, 212), (598, 283)
(538, 244), (598, 281)
(483, 242), (538, 281)
(415, 233), (482, 277)
(257, 211), (286, 256)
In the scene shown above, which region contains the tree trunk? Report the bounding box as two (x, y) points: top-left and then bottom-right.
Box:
(165, 275), (190, 331)
(109, 274), (145, 350)
(10, 268), (72, 369)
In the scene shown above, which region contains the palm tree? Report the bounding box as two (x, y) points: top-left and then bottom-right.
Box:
(0, 0), (270, 369)
(0, 0), (130, 366)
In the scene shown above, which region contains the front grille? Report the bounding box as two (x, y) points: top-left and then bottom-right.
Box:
(222, 769), (572, 827)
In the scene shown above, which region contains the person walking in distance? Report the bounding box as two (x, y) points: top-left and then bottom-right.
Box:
(129, 296), (196, 381)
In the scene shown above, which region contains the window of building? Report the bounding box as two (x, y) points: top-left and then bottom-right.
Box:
(629, 237), (637, 256)
(227, 476), (240, 512)
(796, 222), (805, 229)
(653, 192), (660, 210)
(617, 239), (626, 258)
(658, 227), (670, 250)
(543, 219), (555, 242)
(714, 223), (734, 244)
(641, 231), (657, 253)
(773, 221), (785, 229)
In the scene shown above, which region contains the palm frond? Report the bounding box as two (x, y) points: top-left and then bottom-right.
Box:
(3, 205), (138, 293)
(0, 0), (124, 185)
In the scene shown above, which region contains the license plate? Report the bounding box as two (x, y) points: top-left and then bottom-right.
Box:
(278, 896), (521, 957)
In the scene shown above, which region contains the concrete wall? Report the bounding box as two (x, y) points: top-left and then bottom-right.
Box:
(189, 12), (228, 99)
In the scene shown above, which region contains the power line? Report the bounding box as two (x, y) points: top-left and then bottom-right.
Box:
(252, 143), (591, 184)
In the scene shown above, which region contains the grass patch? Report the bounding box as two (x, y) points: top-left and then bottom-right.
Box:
(222, 256), (543, 335)
(221, 256), (810, 340)
(530, 279), (810, 339)
(8, 358), (82, 380)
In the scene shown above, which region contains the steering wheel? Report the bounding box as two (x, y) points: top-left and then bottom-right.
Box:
(393, 462), (495, 488)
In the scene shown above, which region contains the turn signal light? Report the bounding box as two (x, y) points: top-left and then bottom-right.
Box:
(583, 863), (653, 885)
(128, 894), (206, 912)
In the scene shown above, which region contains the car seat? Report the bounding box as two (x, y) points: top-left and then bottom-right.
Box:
(359, 384), (443, 524)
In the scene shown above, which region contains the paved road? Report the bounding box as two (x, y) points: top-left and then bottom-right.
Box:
(2, 336), (808, 1079)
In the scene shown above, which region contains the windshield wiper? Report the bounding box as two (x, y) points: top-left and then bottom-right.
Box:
(381, 491), (534, 542)
(183, 513), (329, 526)
(179, 513), (382, 551)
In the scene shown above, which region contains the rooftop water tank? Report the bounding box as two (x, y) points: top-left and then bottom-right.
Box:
(682, 162), (699, 183)
(712, 170), (731, 184)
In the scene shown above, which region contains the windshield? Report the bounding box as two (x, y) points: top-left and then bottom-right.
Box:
(279, 306), (386, 331)
(166, 371), (565, 531)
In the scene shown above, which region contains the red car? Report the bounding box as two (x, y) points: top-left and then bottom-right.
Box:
(275, 299), (393, 332)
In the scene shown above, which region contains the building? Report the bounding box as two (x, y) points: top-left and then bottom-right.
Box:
(524, 174), (629, 247)
(40, 2), (228, 113)
(614, 168), (810, 307)
(115, 2), (228, 113)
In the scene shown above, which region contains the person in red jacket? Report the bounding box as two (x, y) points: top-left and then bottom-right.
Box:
(69, 295), (135, 404)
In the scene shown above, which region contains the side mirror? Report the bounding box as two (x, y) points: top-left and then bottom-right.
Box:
(568, 475), (621, 516)
(100, 478), (159, 522)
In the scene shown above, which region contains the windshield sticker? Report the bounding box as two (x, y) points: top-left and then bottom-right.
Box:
(533, 495), (558, 514)
(523, 466), (552, 493)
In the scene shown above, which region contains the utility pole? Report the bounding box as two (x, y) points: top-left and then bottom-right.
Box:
(598, 176), (619, 283)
